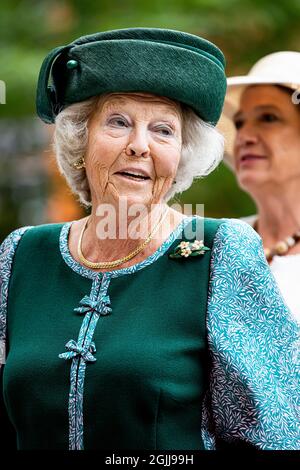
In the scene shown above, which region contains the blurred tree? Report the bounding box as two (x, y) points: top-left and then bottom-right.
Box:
(1, 0), (300, 116)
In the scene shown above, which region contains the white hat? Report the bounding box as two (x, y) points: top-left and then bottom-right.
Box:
(219, 51), (300, 169)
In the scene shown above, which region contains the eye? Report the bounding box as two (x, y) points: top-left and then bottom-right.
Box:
(154, 126), (174, 136)
(259, 113), (279, 123)
(108, 116), (128, 128)
(233, 119), (244, 130)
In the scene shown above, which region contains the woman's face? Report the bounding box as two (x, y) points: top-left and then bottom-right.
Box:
(85, 93), (182, 208)
(233, 85), (300, 193)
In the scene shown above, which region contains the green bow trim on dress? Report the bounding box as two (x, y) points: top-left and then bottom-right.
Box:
(73, 294), (111, 315)
(59, 340), (97, 362)
(169, 240), (210, 259)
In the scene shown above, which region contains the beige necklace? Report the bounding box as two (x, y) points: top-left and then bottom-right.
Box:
(253, 219), (300, 262)
(77, 208), (169, 269)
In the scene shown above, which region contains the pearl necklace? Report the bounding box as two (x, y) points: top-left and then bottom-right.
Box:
(77, 208), (169, 269)
(253, 220), (300, 262)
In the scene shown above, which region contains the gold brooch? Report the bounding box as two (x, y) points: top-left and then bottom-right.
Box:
(169, 240), (210, 259)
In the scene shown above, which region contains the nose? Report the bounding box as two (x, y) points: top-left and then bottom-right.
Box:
(234, 121), (259, 149)
(125, 128), (150, 158)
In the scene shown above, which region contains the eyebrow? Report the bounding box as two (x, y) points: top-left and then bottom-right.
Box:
(154, 117), (178, 125)
(233, 105), (281, 120)
(105, 108), (181, 126)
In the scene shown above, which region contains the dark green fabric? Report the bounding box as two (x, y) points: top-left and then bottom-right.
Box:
(36, 27), (226, 125)
(0, 367), (17, 449)
(3, 218), (222, 449)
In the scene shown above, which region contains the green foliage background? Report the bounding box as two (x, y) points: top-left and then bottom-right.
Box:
(1, 0), (299, 229)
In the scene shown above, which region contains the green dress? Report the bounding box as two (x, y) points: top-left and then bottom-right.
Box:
(1, 216), (299, 450)
(1, 217), (219, 449)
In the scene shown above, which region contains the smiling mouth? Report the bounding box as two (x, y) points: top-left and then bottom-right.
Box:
(115, 171), (151, 182)
(240, 155), (267, 163)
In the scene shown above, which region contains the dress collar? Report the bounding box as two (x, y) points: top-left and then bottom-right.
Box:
(59, 216), (197, 280)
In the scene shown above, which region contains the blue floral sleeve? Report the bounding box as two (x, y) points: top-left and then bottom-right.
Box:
(0, 227), (32, 364)
(202, 219), (300, 450)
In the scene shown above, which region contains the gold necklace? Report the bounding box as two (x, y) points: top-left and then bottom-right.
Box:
(77, 208), (169, 269)
(253, 219), (300, 262)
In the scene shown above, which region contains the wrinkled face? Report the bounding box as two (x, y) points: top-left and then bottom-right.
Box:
(85, 93), (182, 208)
(233, 85), (300, 193)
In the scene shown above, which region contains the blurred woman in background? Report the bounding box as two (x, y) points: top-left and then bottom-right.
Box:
(222, 51), (300, 323)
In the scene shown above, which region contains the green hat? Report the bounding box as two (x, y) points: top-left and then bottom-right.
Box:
(36, 27), (226, 125)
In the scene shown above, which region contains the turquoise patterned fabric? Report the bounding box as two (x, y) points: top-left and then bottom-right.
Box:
(201, 219), (300, 450)
(0, 218), (299, 449)
(58, 275), (111, 450)
(0, 226), (33, 364)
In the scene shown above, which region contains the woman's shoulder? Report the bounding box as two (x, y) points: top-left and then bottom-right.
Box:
(0, 222), (71, 261)
(1, 221), (68, 240)
(201, 216), (261, 244)
(201, 217), (264, 272)
(182, 216), (262, 254)
(2, 222), (71, 242)
(0, 226), (33, 260)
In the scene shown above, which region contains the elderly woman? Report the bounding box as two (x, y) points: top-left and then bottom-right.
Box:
(222, 51), (300, 324)
(0, 29), (299, 450)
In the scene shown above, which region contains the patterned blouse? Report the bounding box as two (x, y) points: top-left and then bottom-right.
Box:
(0, 217), (299, 449)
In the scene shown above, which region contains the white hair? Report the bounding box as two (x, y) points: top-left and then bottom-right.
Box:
(53, 95), (224, 207)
